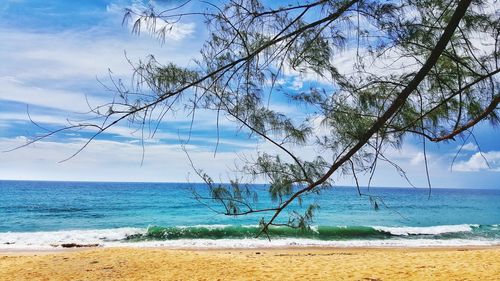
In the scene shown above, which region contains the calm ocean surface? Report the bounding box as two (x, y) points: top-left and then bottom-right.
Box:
(0, 180), (498, 249)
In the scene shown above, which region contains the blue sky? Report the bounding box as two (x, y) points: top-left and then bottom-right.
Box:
(0, 0), (499, 188)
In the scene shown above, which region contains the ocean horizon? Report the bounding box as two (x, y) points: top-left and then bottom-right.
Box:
(1, 180), (498, 250)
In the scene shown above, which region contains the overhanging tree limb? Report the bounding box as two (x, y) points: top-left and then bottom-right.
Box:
(430, 95), (500, 142)
(258, 0), (473, 235)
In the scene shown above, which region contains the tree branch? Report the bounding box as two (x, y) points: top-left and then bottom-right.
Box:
(257, 0), (473, 237)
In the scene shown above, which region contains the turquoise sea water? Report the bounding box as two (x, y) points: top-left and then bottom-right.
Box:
(0, 180), (498, 249)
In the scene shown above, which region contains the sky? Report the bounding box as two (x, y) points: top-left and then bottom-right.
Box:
(0, 0), (499, 188)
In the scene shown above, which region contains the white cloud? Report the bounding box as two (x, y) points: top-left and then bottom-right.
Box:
(0, 76), (106, 113)
(334, 141), (476, 188)
(410, 152), (425, 165)
(0, 24), (200, 82)
(0, 110), (260, 150)
(0, 137), (244, 182)
(1, 129), (498, 188)
(290, 77), (304, 90)
(454, 151), (500, 172)
(459, 142), (478, 152)
(0, 5), (205, 145)
(107, 2), (195, 41)
(127, 18), (195, 41)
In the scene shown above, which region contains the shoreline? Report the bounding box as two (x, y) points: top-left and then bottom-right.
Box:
(1, 244), (498, 254)
(1, 246), (498, 280)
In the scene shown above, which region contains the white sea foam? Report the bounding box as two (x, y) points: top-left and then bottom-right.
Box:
(0, 225), (497, 250)
(153, 224), (258, 230)
(310, 225), (320, 233)
(0, 228), (143, 250)
(3, 236), (497, 250)
(373, 224), (476, 236)
(122, 238), (499, 249)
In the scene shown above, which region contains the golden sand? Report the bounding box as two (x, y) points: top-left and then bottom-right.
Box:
(0, 247), (499, 280)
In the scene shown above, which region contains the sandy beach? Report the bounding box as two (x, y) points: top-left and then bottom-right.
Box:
(0, 247), (498, 280)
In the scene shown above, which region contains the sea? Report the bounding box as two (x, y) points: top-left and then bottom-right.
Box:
(0, 180), (498, 250)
